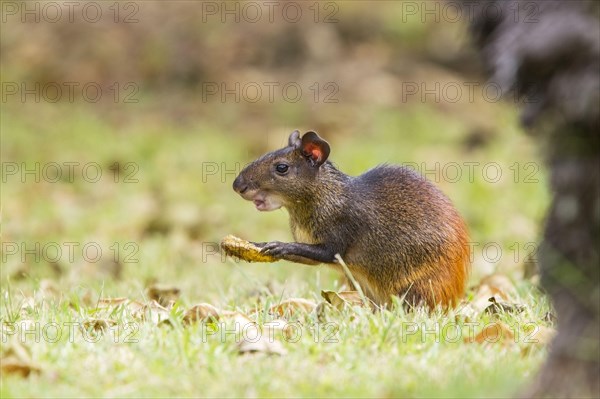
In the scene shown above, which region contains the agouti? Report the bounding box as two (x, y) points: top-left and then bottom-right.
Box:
(232, 130), (470, 308)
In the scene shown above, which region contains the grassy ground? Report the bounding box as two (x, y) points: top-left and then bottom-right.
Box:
(1, 96), (551, 397)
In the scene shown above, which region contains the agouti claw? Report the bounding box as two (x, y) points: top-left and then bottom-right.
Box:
(260, 241), (287, 257)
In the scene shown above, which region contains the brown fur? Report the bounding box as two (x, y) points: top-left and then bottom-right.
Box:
(233, 131), (470, 308)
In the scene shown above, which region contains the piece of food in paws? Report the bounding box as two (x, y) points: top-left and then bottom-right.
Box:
(220, 235), (278, 263)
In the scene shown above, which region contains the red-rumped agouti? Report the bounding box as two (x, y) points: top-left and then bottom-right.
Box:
(232, 130), (470, 308)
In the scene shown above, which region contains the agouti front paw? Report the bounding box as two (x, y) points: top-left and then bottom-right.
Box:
(260, 241), (291, 257)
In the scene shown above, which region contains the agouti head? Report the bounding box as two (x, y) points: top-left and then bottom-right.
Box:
(233, 130), (331, 211)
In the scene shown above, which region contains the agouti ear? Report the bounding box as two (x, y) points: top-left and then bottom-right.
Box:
(288, 130), (301, 149)
(300, 131), (330, 167)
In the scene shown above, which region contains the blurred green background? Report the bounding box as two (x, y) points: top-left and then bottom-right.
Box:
(1, 1), (550, 396)
(1, 1), (549, 297)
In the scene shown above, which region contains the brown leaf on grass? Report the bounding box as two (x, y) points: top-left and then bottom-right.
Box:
(468, 274), (520, 314)
(220, 235), (278, 263)
(146, 284), (180, 308)
(96, 297), (129, 308)
(180, 304), (287, 355)
(315, 301), (334, 322)
(1, 359), (41, 378)
(468, 288), (495, 314)
(131, 300), (171, 324)
(229, 312), (254, 326)
(484, 297), (526, 315)
(237, 317), (287, 356)
(182, 303), (251, 327)
(10, 266), (29, 280)
(77, 296), (170, 331)
(125, 300), (147, 313)
(94, 297), (161, 319)
(269, 298), (317, 317)
(321, 290), (369, 310)
(187, 306), (287, 355)
(95, 297), (171, 325)
(479, 274), (518, 299)
(180, 303), (287, 355)
(262, 319), (299, 340)
(1, 339), (42, 378)
(82, 318), (117, 332)
(183, 303), (222, 326)
(238, 336), (287, 356)
(465, 322), (515, 345)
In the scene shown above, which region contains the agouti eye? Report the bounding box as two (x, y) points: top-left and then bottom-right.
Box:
(275, 164), (289, 175)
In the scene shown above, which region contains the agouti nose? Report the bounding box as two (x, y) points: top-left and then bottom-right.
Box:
(233, 175), (248, 194)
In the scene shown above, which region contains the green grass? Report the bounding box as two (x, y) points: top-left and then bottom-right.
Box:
(1, 97), (551, 397)
(1, 287), (551, 398)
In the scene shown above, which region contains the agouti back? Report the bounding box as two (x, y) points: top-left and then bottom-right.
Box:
(233, 130), (470, 308)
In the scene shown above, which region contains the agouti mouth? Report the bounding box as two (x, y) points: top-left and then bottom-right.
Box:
(242, 191), (282, 211)
(253, 199), (266, 210)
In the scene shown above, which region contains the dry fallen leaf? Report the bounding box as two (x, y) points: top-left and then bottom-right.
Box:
(262, 319), (299, 340)
(238, 336), (287, 356)
(466, 322), (515, 345)
(146, 284), (180, 308)
(315, 301), (335, 322)
(269, 298), (317, 317)
(1, 359), (42, 378)
(96, 297), (129, 308)
(183, 303), (222, 326)
(182, 303), (251, 327)
(321, 290), (368, 310)
(220, 235), (278, 263)
(1, 339), (42, 378)
(468, 274), (519, 314)
(82, 318), (117, 332)
(479, 274), (518, 299)
(125, 300), (147, 315)
(237, 317), (287, 356)
(95, 297), (171, 325)
(182, 303), (288, 355)
(229, 312), (254, 326)
(484, 297), (526, 315)
(131, 300), (171, 324)
(196, 308), (287, 356)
